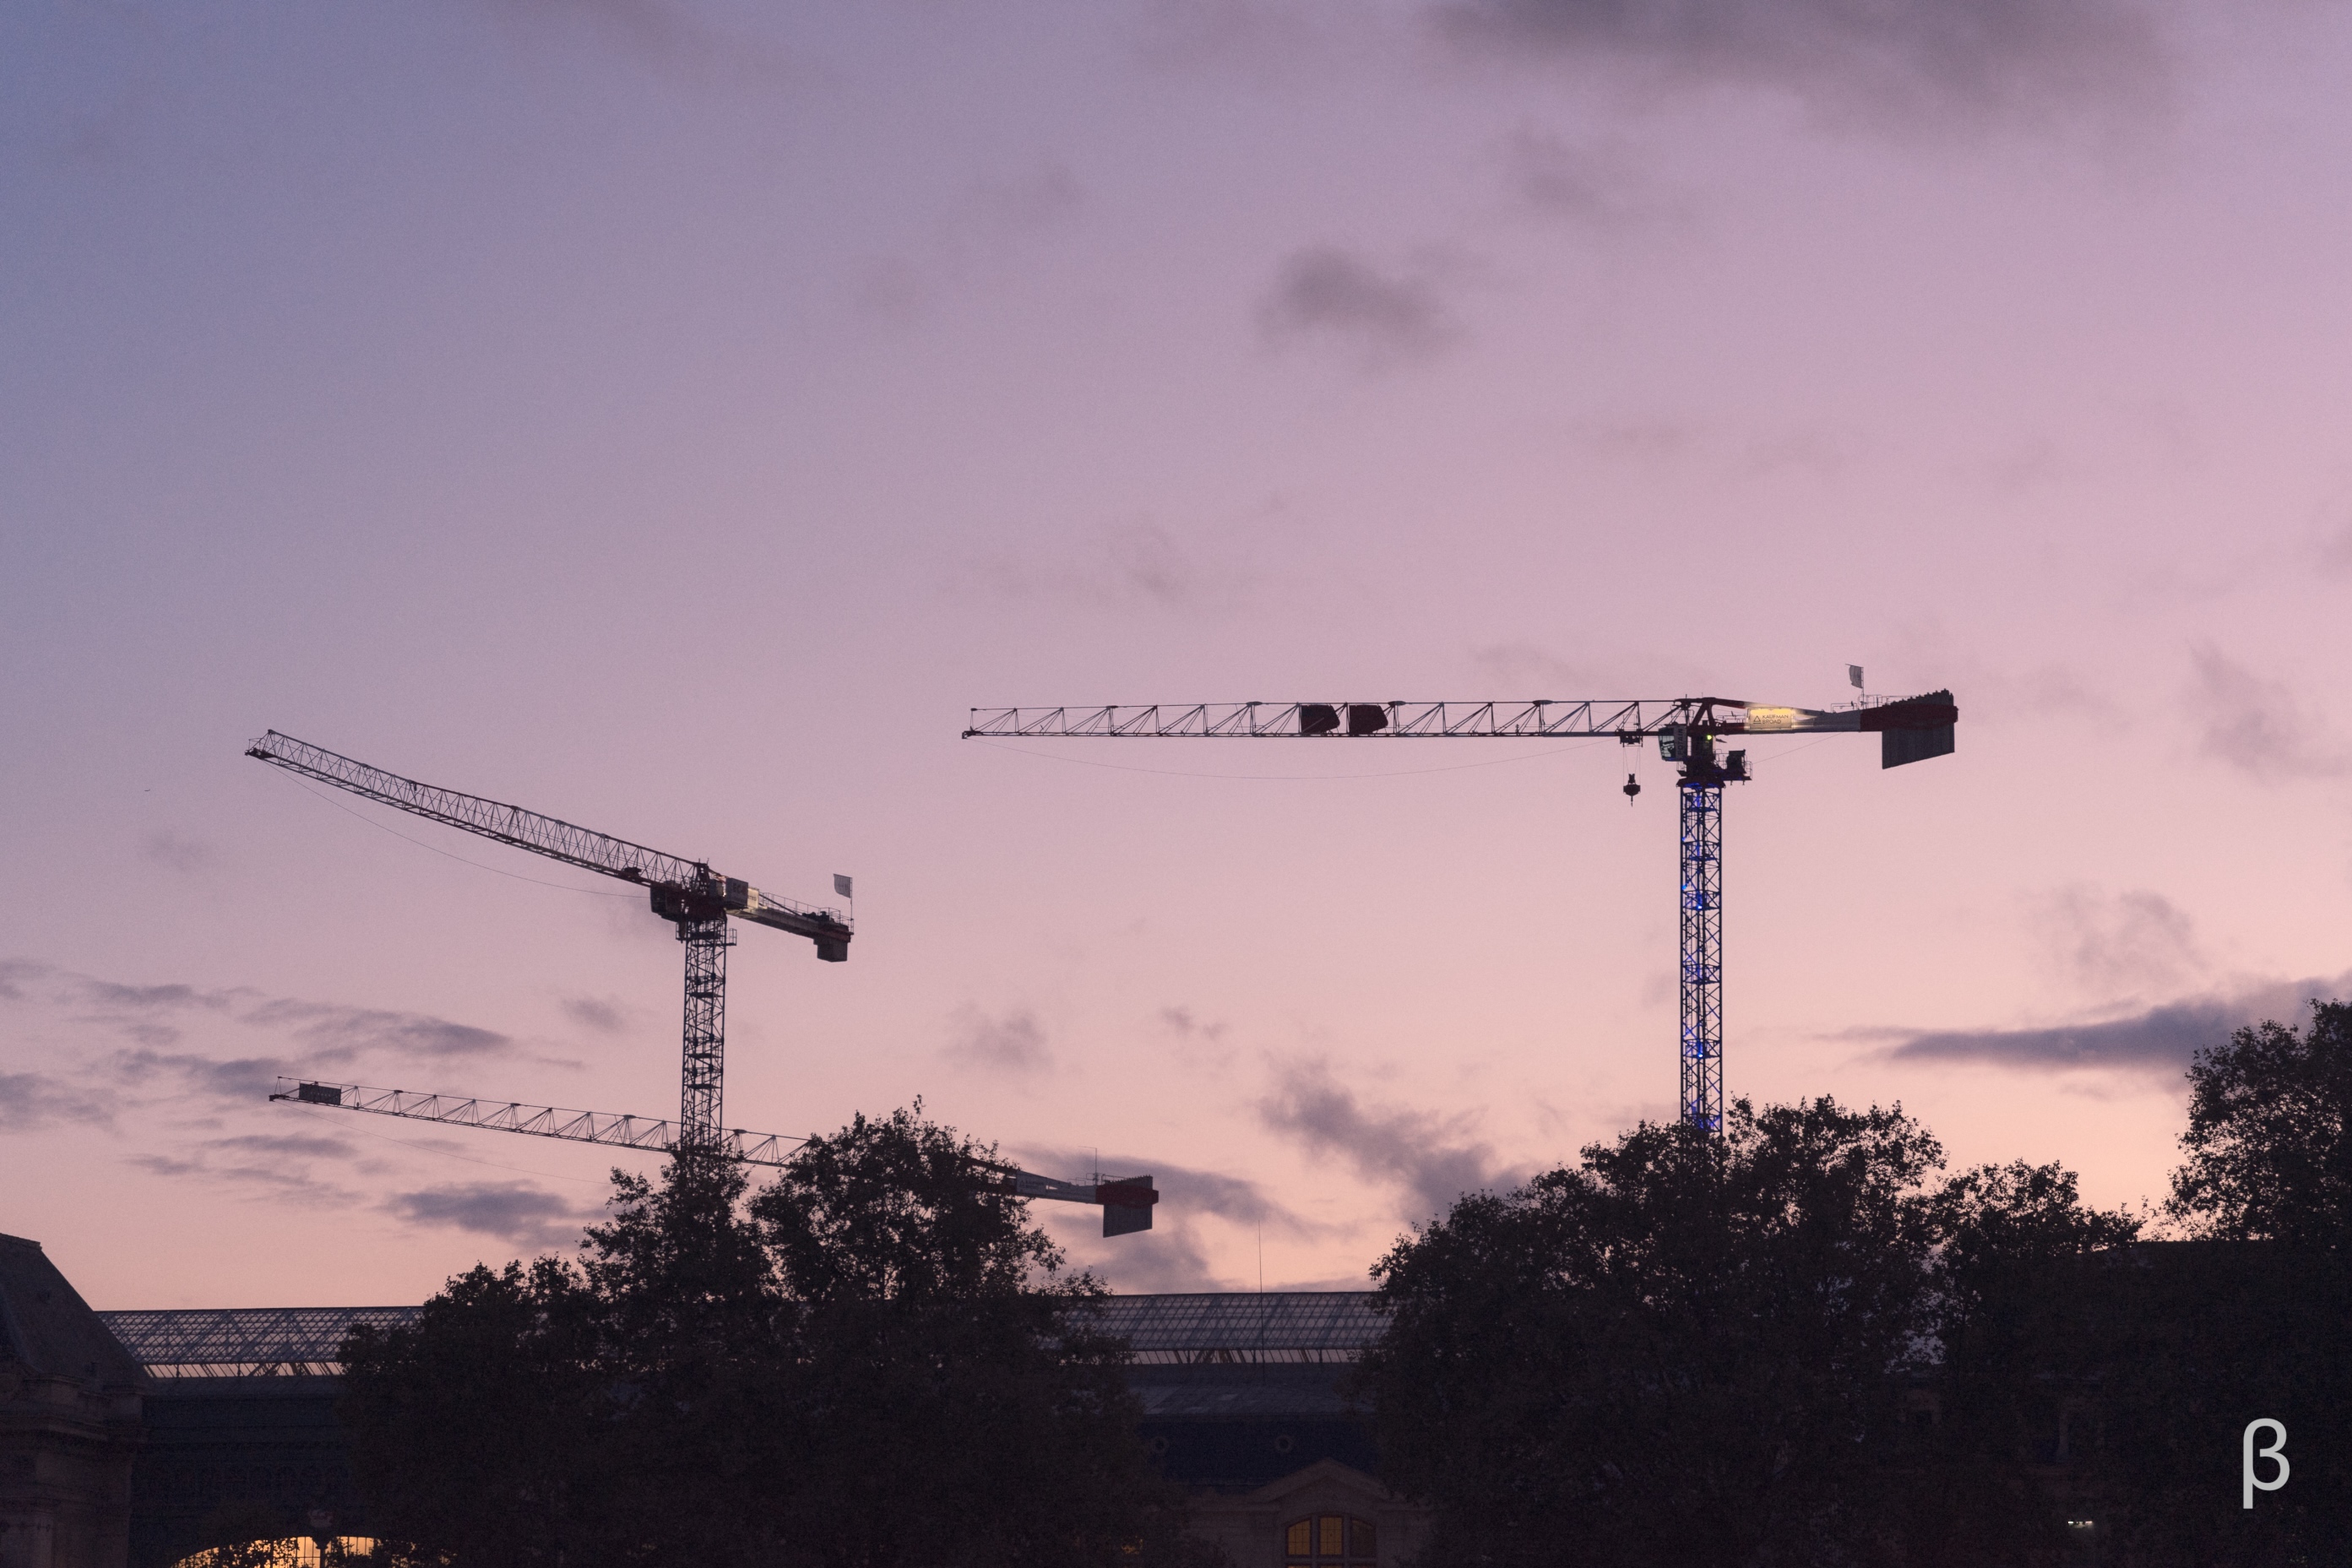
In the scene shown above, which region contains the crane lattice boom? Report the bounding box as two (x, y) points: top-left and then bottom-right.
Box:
(274, 1078), (802, 1164)
(246, 731), (850, 947)
(965, 694), (1954, 751)
(273, 1080), (1159, 1236)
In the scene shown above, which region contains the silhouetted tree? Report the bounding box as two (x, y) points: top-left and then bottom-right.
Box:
(1361, 1098), (1946, 1567)
(1360, 1099), (2144, 1567)
(339, 1254), (611, 1568)
(342, 1106), (1195, 1568)
(2051, 997), (2352, 1566)
(1912, 1160), (2141, 1566)
(741, 1108), (1178, 1567)
(2168, 1000), (2352, 1246)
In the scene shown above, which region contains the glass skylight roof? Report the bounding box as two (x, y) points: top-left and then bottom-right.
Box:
(100, 1291), (1384, 1376)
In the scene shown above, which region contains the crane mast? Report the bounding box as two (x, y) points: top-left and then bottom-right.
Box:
(247, 731), (850, 1147)
(964, 692), (1956, 1132)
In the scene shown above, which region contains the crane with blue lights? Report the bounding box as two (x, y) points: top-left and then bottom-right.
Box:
(962, 690), (1957, 1132)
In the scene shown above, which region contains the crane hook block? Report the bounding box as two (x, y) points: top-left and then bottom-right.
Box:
(1623, 773), (1642, 801)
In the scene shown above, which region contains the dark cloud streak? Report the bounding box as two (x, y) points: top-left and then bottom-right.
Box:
(1502, 130), (1658, 224)
(2030, 885), (2202, 996)
(473, 0), (801, 88)
(1015, 1148), (1327, 1293)
(139, 829), (215, 873)
(2188, 646), (2349, 783)
(386, 1182), (589, 1251)
(200, 1132), (359, 1160)
(1258, 1060), (1519, 1218)
(1258, 247), (1460, 369)
(107, 1050), (287, 1104)
(1872, 973), (2352, 1074)
(1058, 1210), (1226, 1294)
(560, 996), (632, 1036)
(1159, 1006), (1227, 1040)
(1016, 1148), (1323, 1236)
(125, 1151), (361, 1207)
(244, 998), (510, 1059)
(0, 1071), (114, 1132)
(1436, 0), (2169, 127)
(945, 1004), (1052, 1073)
(3, 960), (515, 1066)
(968, 521), (1247, 617)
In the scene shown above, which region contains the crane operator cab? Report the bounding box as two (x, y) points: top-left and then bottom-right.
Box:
(1659, 729), (1749, 787)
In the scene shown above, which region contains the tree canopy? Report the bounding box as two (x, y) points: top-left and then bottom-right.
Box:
(335, 999), (2352, 1567)
(2050, 996), (2352, 1565)
(2168, 999), (2352, 1246)
(1358, 1096), (2138, 1568)
(340, 1106), (1191, 1568)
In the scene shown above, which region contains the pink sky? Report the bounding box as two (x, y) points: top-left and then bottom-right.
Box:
(4, 0), (2350, 1309)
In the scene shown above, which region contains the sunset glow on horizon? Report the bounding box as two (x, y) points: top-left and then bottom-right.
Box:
(5, 0), (2350, 1310)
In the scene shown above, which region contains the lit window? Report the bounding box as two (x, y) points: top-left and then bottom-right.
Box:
(1284, 1513), (1375, 1566)
(171, 1538), (378, 1568)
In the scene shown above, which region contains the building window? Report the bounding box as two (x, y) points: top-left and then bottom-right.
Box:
(1285, 1514), (1375, 1566)
(171, 1538), (378, 1568)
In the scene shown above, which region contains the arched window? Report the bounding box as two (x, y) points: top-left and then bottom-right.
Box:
(1284, 1513), (1375, 1566)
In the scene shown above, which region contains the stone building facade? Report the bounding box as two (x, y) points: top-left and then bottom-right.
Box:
(95, 1289), (1426, 1568)
(0, 1234), (145, 1568)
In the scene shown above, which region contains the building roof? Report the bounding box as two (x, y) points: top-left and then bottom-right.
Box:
(98, 1307), (423, 1379)
(1089, 1293), (1382, 1365)
(98, 1292), (1384, 1379)
(1, 1232), (149, 1387)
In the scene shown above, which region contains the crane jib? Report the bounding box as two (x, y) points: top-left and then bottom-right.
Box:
(963, 692), (1958, 742)
(273, 1080), (1154, 1237)
(245, 730), (850, 943)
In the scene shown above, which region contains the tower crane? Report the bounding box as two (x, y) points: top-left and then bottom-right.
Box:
(962, 691), (1957, 1132)
(247, 731), (851, 1148)
(268, 1078), (1160, 1236)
